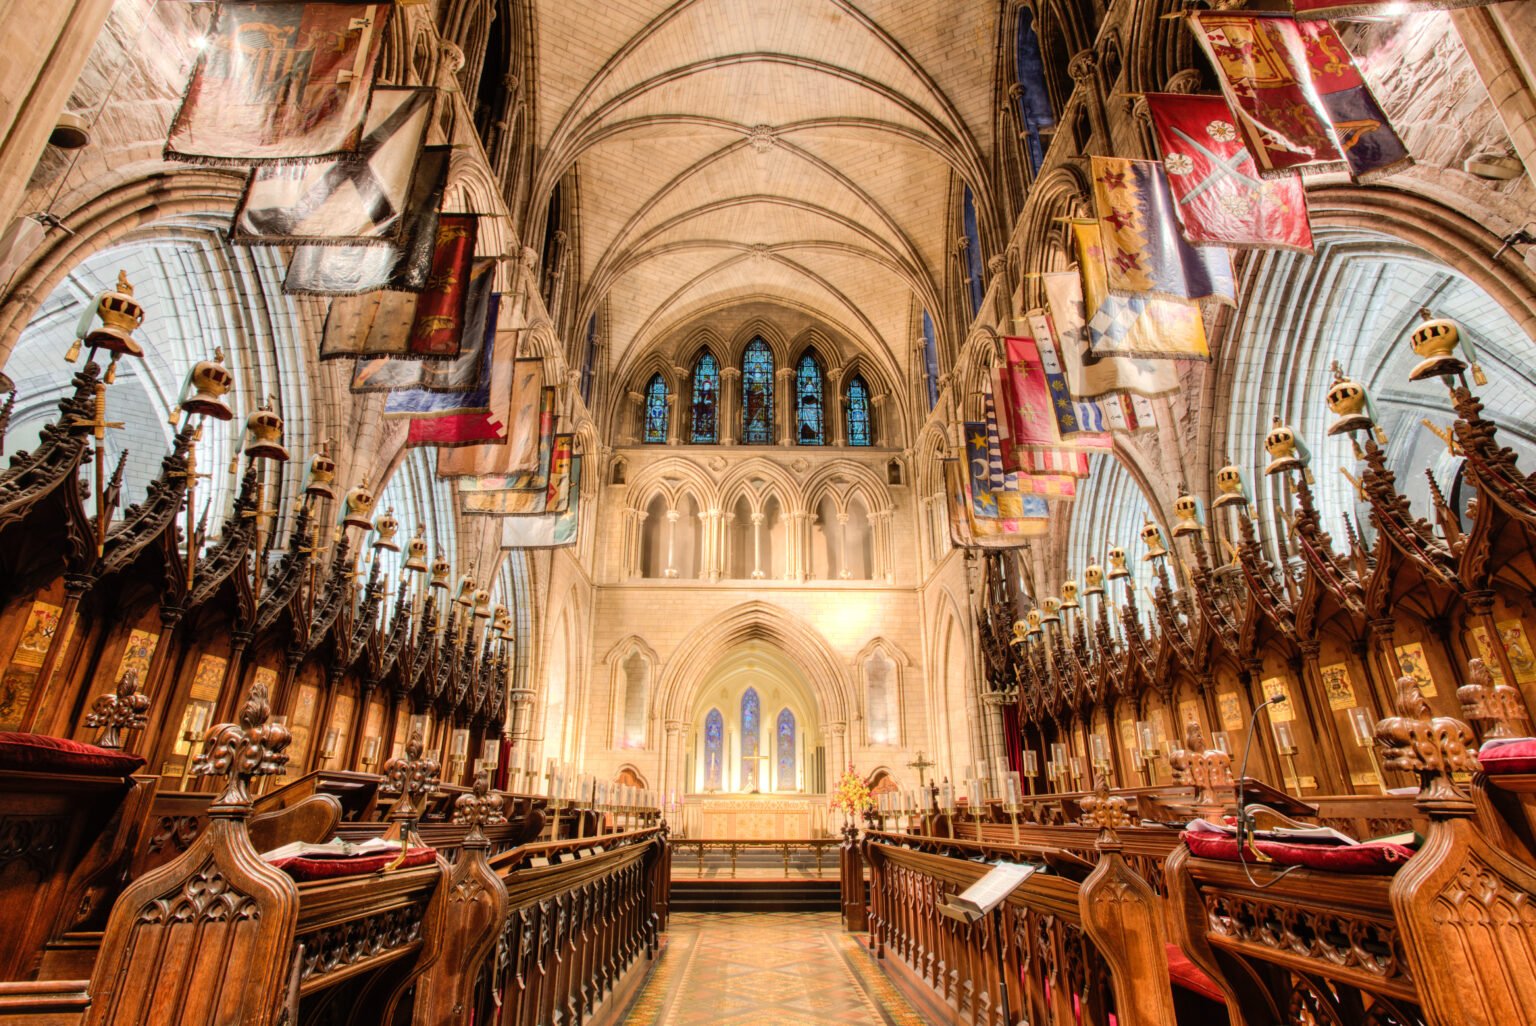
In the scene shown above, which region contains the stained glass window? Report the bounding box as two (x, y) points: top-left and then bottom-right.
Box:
(962, 186), (985, 317)
(846, 374), (872, 447)
(741, 338), (774, 444)
(740, 687), (760, 790)
(704, 708), (723, 791)
(690, 353), (719, 444)
(1015, 9), (1055, 176)
(921, 310), (939, 410)
(643, 373), (668, 444)
(776, 708), (796, 790)
(795, 352), (824, 445)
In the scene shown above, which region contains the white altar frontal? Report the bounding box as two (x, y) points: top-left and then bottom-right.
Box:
(683, 794), (829, 839)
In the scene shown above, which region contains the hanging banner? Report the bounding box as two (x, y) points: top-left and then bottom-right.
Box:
(461, 434), (574, 515)
(232, 87), (433, 246)
(365, 261), (497, 397)
(995, 336), (1061, 472)
(1144, 93), (1314, 253)
(1090, 156), (1236, 304)
(1291, 0), (1497, 21)
(501, 458), (583, 549)
(1029, 311), (1114, 450)
(1073, 222), (1209, 360)
(944, 461), (1049, 549)
(284, 147), (450, 296)
(434, 362), (546, 477)
(1188, 13), (1410, 181)
(166, 2), (390, 165)
(1040, 273), (1179, 398)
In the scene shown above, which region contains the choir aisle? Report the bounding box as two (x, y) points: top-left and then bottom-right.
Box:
(619, 913), (927, 1026)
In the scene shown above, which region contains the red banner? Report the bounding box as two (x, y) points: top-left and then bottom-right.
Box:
(995, 337), (1061, 475)
(409, 215), (479, 358)
(1145, 93), (1313, 252)
(1292, 0), (1495, 17)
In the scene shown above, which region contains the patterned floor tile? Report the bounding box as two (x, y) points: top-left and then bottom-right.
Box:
(621, 913), (929, 1026)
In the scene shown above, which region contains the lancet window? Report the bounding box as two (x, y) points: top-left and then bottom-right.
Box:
(795, 352), (824, 445)
(690, 353), (719, 444)
(703, 708), (724, 791)
(741, 687), (761, 789)
(776, 708), (796, 790)
(741, 338), (775, 444)
(846, 374), (872, 446)
(643, 373), (668, 444)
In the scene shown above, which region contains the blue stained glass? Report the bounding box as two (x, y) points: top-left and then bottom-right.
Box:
(963, 186), (985, 317)
(795, 352), (824, 445)
(704, 708), (724, 791)
(776, 708), (796, 790)
(741, 687), (760, 789)
(921, 311), (939, 410)
(643, 373), (668, 444)
(846, 375), (872, 447)
(741, 338), (775, 444)
(690, 353), (719, 443)
(1015, 9), (1055, 176)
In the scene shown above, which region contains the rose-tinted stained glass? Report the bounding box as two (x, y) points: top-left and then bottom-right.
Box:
(795, 352), (824, 445)
(704, 708), (723, 791)
(691, 353), (719, 443)
(847, 374), (872, 446)
(643, 373), (668, 444)
(741, 338), (774, 444)
(776, 708), (796, 789)
(741, 687), (760, 788)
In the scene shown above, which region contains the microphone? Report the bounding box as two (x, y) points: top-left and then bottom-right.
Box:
(1235, 693), (1289, 859)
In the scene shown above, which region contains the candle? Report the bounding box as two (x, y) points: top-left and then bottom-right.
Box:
(1348, 707), (1374, 747)
(1137, 721), (1155, 752)
(1022, 750), (1038, 777)
(1273, 720), (1297, 754)
(1213, 731), (1231, 755)
(1090, 734), (1109, 764)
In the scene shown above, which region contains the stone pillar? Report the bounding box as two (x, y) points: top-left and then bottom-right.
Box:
(827, 364), (847, 446)
(871, 392), (891, 448)
(663, 719), (685, 803)
(827, 720), (848, 781)
(776, 366), (796, 446)
(751, 511), (766, 579)
(663, 508), (680, 578)
(869, 508), (894, 582)
(788, 512), (812, 581)
(836, 511), (852, 579)
(720, 367), (741, 445)
(0, 0), (115, 232)
(625, 389), (645, 444)
(700, 508), (723, 582)
(665, 390), (681, 446)
(1453, 8), (1536, 192)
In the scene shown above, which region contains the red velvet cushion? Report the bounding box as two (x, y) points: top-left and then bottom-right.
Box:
(1479, 738), (1536, 775)
(268, 846), (437, 881)
(1165, 943), (1223, 1004)
(1182, 831), (1414, 874)
(0, 731), (145, 776)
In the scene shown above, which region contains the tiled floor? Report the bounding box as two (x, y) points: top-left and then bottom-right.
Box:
(622, 913), (929, 1026)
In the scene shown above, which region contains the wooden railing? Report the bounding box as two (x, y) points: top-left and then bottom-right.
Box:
(856, 786), (1181, 1026)
(668, 837), (839, 878)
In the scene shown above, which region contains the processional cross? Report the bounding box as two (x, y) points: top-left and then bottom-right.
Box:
(907, 750), (935, 789)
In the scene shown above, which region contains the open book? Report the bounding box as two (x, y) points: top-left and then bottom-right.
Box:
(260, 837), (399, 862)
(939, 862), (1038, 922)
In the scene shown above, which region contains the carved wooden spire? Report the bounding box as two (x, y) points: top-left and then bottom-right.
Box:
(1080, 779), (1132, 845)
(1170, 719), (1233, 823)
(1376, 675), (1479, 813)
(191, 681), (291, 811)
(84, 669), (150, 750)
(1456, 656), (1531, 742)
(453, 769), (507, 846)
(383, 728), (441, 822)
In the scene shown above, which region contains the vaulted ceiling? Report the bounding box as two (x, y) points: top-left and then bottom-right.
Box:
(528, 0), (1003, 380)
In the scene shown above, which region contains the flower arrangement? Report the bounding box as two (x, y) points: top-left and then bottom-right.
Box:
(830, 765), (874, 819)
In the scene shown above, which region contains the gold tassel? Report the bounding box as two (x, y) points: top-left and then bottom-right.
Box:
(1374, 425), (1388, 445)
(64, 338), (81, 363)
(168, 404), (180, 426)
(1472, 362), (1488, 386)
(104, 355), (118, 384)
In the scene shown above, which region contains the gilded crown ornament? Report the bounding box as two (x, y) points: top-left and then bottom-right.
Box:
(1083, 558), (1105, 595)
(1060, 579), (1080, 609)
(473, 588), (492, 620)
(429, 552), (452, 590)
(1026, 607), (1043, 636)
(1263, 416), (1308, 478)
(173, 347), (235, 423)
(1010, 619), (1031, 646)
(67, 270), (145, 382)
(1456, 656), (1531, 741)
(1172, 488), (1203, 537)
(494, 604), (514, 642)
(455, 569), (477, 608)
(1324, 362), (1384, 441)
(84, 670), (150, 750)
(404, 525), (429, 573)
(1040, 596), (1062, 624)
(1211, 461), (1249, 510)
(1106, 545), (1129, 580)
(453, 770), (508, 844)
(242, 398), (289, 462)
(1376, 675), (1479, 805)
(191, 681), (291, 809)
(372, 506), (401, 552)
(1139, 518), (1168, 561)
(305, 443), (337, 501)
(1409, 308), (1485, 385)
(340, 477), (375, 531)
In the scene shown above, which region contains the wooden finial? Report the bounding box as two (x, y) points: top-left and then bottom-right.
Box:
(383, 728), (441, 822)
(84, 669), (150, 750)
(1080, 779), (1132, 844)
(453, 769), (507, 845)
(191, 681), (291, 810)
(1376, 675), (1479, 810)
(1457, 656), (1531, 742)
(1170, 719), (1233, 823)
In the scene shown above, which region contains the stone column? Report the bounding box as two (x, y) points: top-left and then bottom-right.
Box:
(827, 365), (847, 446)
(751, 511), (766, 579)
(871, 392), (891, 448)
(869, 508), (894, 582)
(700, 508), (723, 582)
(663, 719), (685, 803)
(624, 390), (644, 444)
(827, 720), (848, 781)
(1452, 9), (1536, 193)
(836, 511), (852, 579)
(776, 366), (796, 446)
(665, 390), (681, 446)
(0, 0), (115, 232)
(663, 509), (680, 578)
(720, 367), (741, 445)
(788, 512), (812, 581)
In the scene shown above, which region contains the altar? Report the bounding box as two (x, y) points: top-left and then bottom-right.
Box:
(682, 794), (829, 839)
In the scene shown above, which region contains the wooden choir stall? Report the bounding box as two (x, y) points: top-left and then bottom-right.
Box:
(0, 286), (671, 1025)
(838, 316), (1536, 1026)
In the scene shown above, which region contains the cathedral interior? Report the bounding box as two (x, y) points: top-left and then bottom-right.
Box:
(2, 1), (1536, 1024)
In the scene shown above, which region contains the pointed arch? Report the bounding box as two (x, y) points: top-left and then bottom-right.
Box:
(846, 373), (873, 447)
(689, 349), (720, 443)
(794, 349), (826, 445)
(643, 372), (669, 443)
(741, 336), (776, 444)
